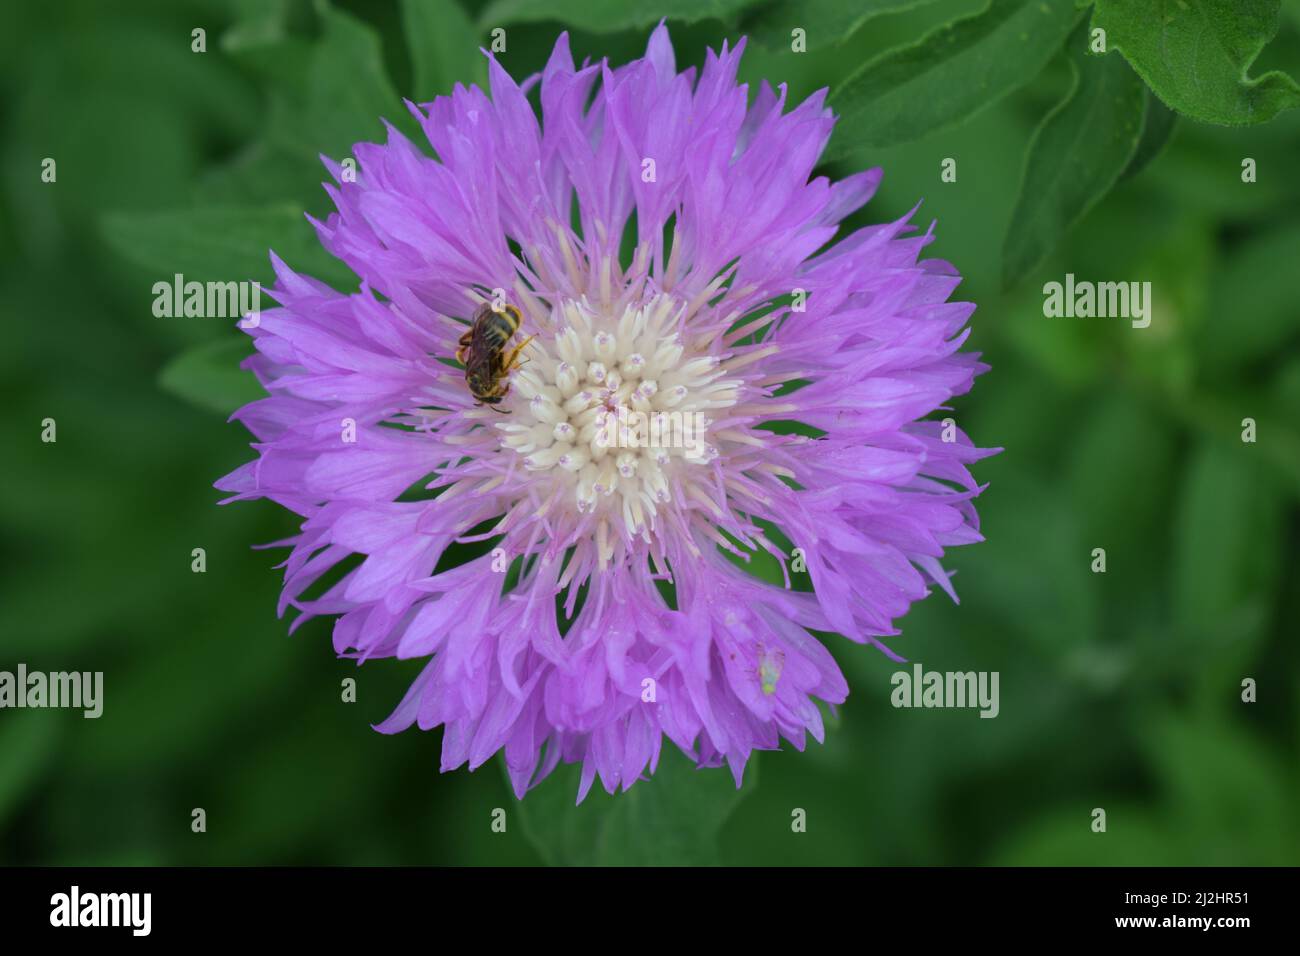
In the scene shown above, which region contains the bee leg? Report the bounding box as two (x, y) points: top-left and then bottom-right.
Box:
(455, 330), (474, 364)
(500, 335), (535, 373)
(489, 380), (513, 414)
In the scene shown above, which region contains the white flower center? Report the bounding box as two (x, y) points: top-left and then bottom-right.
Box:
(495, 295), (741, 537)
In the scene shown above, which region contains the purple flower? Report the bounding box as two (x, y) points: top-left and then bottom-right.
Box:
(217, 26), (994, 800)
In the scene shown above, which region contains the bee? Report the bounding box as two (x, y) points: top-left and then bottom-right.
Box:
(455, 303), (533, 410)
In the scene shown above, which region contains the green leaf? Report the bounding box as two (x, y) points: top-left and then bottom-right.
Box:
(1140, 711), (1297, 863)
(1274, 355), (1300, 422)
(158, 337), (265, 415)
(1171, 440), (1284, 688)
(826, 0), (1081, 156)
(401, 0), (486, 101)
(514, 746), (757, 865)
(1091, 0), (1300, 126)
(998, 709), (1298, 864)
(0, 718), (58, 827)
(477, 0), (758, 32)
(267, 0), (416, 161)
(1002, 29), (1146, 288)
(745, 0), (940, 52)
(961, 472), (1098, 655)
(995, 806), (1175, 865)
(101, 204), (354, 288)
(1133, 118), (1300, 221)
(1200, 221), (1300, 369)
(1120, 88), (1178, 181)
(1151, 382), (1300, 496)
(221, 0), (293, 54)
(1172, 441), (1285, 630)
(1064, 393), (1177, 587)
(67, 607), (304, 777)
(194, 140), (326, 208)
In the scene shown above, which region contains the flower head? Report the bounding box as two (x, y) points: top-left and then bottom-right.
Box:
(218, 26), (994, 800)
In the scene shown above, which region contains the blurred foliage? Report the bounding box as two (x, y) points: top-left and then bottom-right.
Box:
(0, 0), (1297, 866)
(1001, 21), (1146, 287)
(824, 0), (1083, 157)
(516, 748), (758, 865)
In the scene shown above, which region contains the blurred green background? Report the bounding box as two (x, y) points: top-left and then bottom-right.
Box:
(1, 0), (1298, 865)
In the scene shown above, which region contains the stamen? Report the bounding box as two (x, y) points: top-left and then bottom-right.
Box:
(498, 295), (743, 550)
